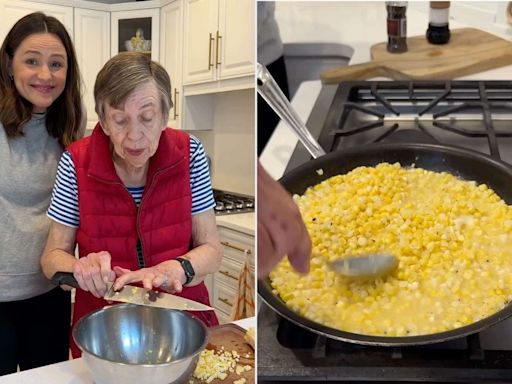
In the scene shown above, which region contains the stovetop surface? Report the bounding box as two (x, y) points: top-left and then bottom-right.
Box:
(262, 81), (512, 383)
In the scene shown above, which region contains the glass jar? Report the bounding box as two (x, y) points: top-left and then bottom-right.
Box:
(386, 1), (408, 53)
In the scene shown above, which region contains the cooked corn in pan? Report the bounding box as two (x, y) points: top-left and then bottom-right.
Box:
(269, 162), (512, 337)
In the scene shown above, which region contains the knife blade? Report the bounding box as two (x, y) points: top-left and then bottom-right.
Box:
(51, 271), (214, 311)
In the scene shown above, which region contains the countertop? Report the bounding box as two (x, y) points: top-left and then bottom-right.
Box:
(261, 3), (512, 179)
(216, 212), (255, 236)
(0, 317), (255, 384)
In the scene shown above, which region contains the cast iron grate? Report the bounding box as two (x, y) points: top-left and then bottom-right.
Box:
(320, 81), (512, 160)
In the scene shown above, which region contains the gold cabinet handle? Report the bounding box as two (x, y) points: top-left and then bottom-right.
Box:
(219, 270), (238, 281)
(173, 88), (179, 119)
(215, 30), (222, 69)
(208, 33), (215, 70)
(220, 241), (251, 255)
(219, 297), (233, 307)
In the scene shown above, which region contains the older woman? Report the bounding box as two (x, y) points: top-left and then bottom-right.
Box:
(41, 52), (222, 357)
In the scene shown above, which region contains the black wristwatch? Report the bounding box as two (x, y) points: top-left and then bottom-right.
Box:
(175, 257), (195, 285)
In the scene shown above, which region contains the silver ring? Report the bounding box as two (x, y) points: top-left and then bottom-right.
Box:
(160, 274), (169, 288)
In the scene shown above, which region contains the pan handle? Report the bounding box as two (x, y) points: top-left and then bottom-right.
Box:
(256, 63), (326, 159)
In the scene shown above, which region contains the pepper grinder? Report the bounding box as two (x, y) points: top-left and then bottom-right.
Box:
(386, 1), (408, 53)
(426, 1), (451, 44)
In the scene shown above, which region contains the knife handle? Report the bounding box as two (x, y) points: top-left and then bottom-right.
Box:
(51, 272), (79, 289)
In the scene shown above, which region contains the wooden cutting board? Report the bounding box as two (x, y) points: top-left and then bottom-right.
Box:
(189, 323), (255, 384)
(321, 28), (512, 83)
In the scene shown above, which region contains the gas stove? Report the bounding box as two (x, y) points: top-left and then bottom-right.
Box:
(213, 189), (254, 216)
(260, 80), (512, 383)
(286, 80), (512, 172)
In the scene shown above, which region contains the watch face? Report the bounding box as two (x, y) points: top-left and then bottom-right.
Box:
(177, 258), (195, 283)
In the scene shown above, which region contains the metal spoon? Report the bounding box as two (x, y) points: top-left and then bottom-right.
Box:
(327, 254), (398, 279)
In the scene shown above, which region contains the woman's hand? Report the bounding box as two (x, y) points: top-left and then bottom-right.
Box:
(112, 261), (186, 294)
(72, 251), (116, 298)
(258, 162), (311, 277)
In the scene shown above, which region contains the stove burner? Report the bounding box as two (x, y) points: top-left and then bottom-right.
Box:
(223, 200), (235, 210)
(214, 201), (226, 212)
(380, 128), (438, 143)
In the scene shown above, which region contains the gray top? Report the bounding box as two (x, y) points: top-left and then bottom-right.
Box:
(257, 2), (284, 66)
(0, 114), (63, 301)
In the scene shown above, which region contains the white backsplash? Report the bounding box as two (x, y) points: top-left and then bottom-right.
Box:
(188, 89), (255, 196)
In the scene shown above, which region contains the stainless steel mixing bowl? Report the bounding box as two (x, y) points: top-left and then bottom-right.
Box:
(73, 304), (207, 384)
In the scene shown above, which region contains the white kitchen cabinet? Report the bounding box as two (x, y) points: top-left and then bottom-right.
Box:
(182, 0), (254, 91)
(182, 0), (216, 84)
(0, 0), (73, 44)
(217, 0), (254, 79)
(74, 8), (110, 131)
(111, 8), (160, 62)
(211, 225), (255, 324)
(160, 0), (183, 129)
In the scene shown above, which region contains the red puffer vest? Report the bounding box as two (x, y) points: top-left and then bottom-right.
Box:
(67, 123), (218, 358)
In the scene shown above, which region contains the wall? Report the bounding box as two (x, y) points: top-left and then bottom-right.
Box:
(190, 89), (255, 196)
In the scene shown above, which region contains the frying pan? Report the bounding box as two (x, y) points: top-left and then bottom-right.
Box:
(257, 63), (512, 346)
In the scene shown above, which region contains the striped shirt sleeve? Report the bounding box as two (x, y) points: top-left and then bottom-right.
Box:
(47, 151), (79, 228)
(47, 136), (215, 227)
(189, 135), (215, 215)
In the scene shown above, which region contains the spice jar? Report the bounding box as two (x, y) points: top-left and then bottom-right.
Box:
(426, 1), (451, 44)
(386, 1), (408, 53)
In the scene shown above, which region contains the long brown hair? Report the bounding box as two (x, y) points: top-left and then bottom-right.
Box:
(0, 12), (83, 148)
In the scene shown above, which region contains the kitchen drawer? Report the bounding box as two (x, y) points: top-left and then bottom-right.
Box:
(213, 280), (237, 318)
(218, 226), (254, 267)
(217, 255), (243, 290)
(215, 308), (231, 325)
(221, 255), (254, 289)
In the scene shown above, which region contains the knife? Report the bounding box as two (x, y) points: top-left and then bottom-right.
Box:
(51, 271), (214, 311)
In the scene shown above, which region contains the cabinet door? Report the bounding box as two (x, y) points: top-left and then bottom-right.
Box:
(160, 1), (183, 129)
(111, 8), (160, 62)
(218, 0), (255, 79)
(0, 0), (73, 43)
(182, 0), (218, 84)
(74, 8), (110, 132)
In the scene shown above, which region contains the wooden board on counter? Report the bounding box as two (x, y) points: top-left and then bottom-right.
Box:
(321, 28), (512, 83)
(190, 323), (255, 384)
